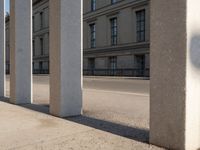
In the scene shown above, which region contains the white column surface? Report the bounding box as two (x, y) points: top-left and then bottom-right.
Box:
(150, 0), (200, 149)
(49, 0), (82, 117)
(10, 0), (32, 104)
(0, 0), (5, 97)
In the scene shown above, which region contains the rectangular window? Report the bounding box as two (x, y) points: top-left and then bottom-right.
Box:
(136, 10), (145, 42)
(40, 12), (44, 29)
(90, 23), (96, 48)
(91, 0), (96, 11)
(135, 55), (145, 76)
(32, 16), (35, 31)
(111, 0), (117, 4)
(110, 18), (118, 45)
(109, 56), (117, 69)
(39, 61), (43, 71)
(33, 40), (35, 56)
(33, 62), (35, 70)
(40, 37), (44, 55)
(88, 58), (95, 69)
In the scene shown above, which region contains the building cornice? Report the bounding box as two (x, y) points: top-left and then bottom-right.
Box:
(84, 42), (150, 55)
(84, 0), (149, 21)
(33, 0), (49, 10)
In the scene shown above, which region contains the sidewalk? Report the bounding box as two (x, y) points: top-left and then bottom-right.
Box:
(0, 99), (164, 150)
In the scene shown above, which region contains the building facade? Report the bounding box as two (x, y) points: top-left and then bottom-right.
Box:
(83, 0), (150, 77)
(6, 0), (50, 74)
(32, 0), (49, 74)
(6, 0), (150, 77)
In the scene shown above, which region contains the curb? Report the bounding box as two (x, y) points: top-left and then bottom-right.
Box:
(83, 76), (150, 80)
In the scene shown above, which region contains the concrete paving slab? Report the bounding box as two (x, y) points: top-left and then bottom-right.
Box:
(1, 76), (165, 149)
(0, 101), (164, 150)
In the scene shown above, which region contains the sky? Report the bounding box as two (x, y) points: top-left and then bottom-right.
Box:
(5, 0), (10, 13)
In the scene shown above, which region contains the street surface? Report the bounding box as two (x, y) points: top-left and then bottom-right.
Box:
(84, 77), (149, 95)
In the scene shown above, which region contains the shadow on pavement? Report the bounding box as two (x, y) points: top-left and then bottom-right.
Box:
(66, 115), (149, 143)
(0, 98), (149, 144)
(0, 98), (49, 114)
(21, 103), (49, 114)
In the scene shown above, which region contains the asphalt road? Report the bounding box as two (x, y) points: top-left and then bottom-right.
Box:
(84, 77), (149, 95)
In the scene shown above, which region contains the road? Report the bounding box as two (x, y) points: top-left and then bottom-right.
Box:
(84, 77), (149, 95)
(6, 76), (150, 130)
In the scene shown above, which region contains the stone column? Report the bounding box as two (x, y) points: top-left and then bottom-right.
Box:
(10, 0), (32, 104)
(49, 0), (82, 117)
(150, 0), (200, 149)
(0, 0), (5, 97)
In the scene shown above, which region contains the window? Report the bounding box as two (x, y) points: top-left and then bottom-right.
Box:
(90, 23), (96, 48)
(91, 0), (96, 11)
(40, 37), (44, 55)
(110, 18), (118, 45)
(39, 61), (43, 71)
(33, 62), (35, 70)
(88, 58), (95, 69)
(47, 33), (49, 54)
(33, 40), (35, 56)
(111, 0), (117, 4)
(135, 55), (145, 70)
(109, 56), (117, 69)
(135, 55), (145, 76)
(32, 16), (35, 31)
(43, 61), (49, 71)
(136, 9), (145, 42)
(40, 12), (44, 29)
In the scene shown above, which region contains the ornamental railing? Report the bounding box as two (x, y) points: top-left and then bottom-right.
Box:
(83, 68), (149, 77)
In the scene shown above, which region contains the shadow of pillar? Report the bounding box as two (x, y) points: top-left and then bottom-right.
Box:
(67, 115), (149, 143)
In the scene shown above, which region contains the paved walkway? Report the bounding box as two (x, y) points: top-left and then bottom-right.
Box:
(0, 76), (164, 150)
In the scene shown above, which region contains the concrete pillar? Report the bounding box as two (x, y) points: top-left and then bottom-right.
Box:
(10, 0), (32, 104)
(150, 0), (200, 149)
(0, 0), (5, 97)
(49, 0), (82, 117)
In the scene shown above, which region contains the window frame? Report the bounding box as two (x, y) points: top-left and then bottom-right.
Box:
(111, 0), (117, 4)
(136, 9), (146, 42)
(110, 17), (118, 46)
(40, 37), (44, 55)
(33, 39), (35, 56)
(40, 11), (44, 29)
(109, 56), (117, 70)
(89, 23), (96, 48)
(91, 0), (96, 11)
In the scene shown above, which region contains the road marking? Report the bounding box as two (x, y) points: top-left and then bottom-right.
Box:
(84, 89), (149, 97)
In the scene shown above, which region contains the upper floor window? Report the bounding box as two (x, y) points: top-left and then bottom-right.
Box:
(136, 9), (145, 42)
(111, 0), (117, 4)
(32, 16), (35, 31)
(91, 0), (96, 11)
(90, 23), (96, 48)
(33, 40), (35, 56)
(40, 12), (44, 29)
(110, 17), (118, 45)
